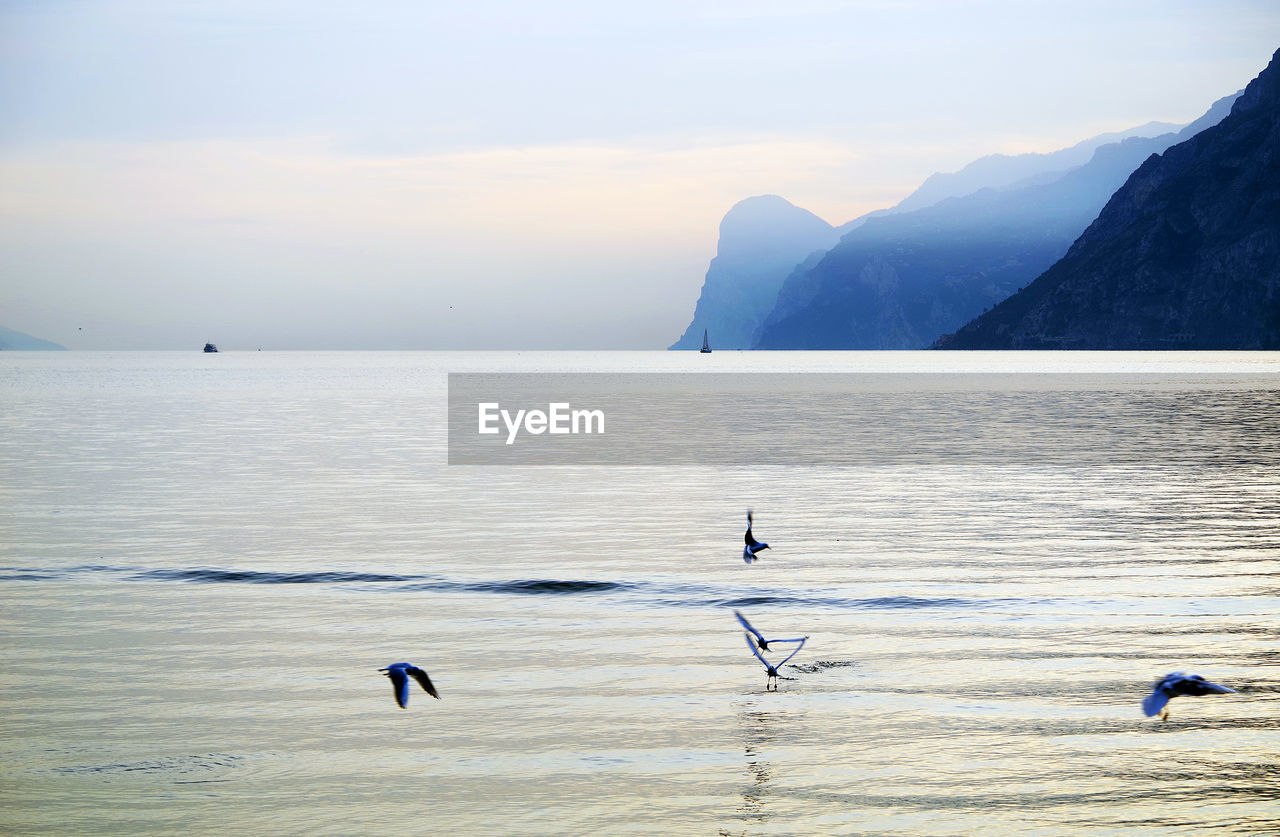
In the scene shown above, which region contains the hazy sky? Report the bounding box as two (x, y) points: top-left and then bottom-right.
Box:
(2, 1), (1277, 349)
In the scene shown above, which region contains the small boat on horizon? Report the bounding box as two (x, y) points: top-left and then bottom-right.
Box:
(203, 342), (218, 353)
(700, 329), (712, 353)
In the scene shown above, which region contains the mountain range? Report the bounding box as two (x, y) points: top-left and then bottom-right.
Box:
(890, 120), (1182, 214)
(753, 98), (1238, 350)
(937, 47), (1280, 349)
(671, 80), (1246, 350)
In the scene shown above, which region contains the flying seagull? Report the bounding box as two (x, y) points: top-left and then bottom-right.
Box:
(743, 631), (807, 691)
(743, 510), (770, 564)
(734, 610), (807, 690)
(379, 662), (440, 708)
(734, 609), (805, 652)
(1142, 672), (1235, 721)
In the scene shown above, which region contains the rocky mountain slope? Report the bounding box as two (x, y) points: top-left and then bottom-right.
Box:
(938, 49), (1280, 350)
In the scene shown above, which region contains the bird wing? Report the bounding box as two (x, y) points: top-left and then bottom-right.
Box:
(745, 511), (761, 548)
(1175, 675), (1236, 697)
(743, 545), (756, 563)
(384, 666), (411, 708)
(776, 637), (807, 668)
(407, 665), (440, 699)
(734, 610), (765, 645)
(1142, 687), (1171, 717)
(743, 632), (771, 670)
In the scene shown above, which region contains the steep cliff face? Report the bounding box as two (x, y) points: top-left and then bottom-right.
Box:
(938, 50), (1280, 350)
(751, 97), (1237, 350)
(670, 195), (839, 350)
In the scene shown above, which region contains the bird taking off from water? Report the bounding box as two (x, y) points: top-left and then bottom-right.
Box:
(1142, 672), (1235, 721)
(743, 632), (807, 691)
(380, 662), (440, 708)
(743, 510), (770, 563)
(735, 610), (807, 690)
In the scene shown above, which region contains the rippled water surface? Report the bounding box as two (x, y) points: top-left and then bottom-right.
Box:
(2, 351), (1278, 835)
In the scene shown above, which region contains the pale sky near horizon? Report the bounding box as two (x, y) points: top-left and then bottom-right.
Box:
(2, 1), (1278, 349)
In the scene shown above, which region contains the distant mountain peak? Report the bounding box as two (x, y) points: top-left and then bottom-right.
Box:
(714, 195), (834, 255)
(669, 195), (840, 350)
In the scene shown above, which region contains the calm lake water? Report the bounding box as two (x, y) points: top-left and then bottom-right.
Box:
(1, 350), (1278, 836)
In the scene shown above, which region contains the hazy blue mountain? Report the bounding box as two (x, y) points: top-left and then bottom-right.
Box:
(800, 119), (1196, 242)
(751, 92), (1241, 350)
(670, 195), (840, 349)
(891, 121), (1182, 214)
(668, 99), (1238, 352)
(0, 325), (65, 350)
(937, 50), (1280, 350)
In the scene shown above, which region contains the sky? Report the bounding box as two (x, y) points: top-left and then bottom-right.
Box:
(1, 1), (1278, 349)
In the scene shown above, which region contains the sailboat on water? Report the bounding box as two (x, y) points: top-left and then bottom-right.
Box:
(700, 329), (712, 353)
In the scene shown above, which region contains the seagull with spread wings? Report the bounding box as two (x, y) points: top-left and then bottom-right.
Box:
(734, 610), (807, 690)
(379, 662), (440, 708)
(1142, 672), (1235, 721)
(743, 633), (807, 691)
(735, 609), (805, 652)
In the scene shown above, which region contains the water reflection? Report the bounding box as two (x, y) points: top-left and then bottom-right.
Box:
(733, 703), (799, 826)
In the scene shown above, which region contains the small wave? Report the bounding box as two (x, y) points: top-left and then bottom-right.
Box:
(129, 568), (419, 584)
(855, 595), (977, 609)
(50, 752), (244, 782)
(398, 578), (634, 596)
(719, 595), (800, 608)
(6, 564), (1036, 613)
(715, 594), (1003, 610)
(124, 568), (627, 595)
(11, 565), (635, 597)
(466, 579), (635, 595)
(0, 570), (62, 581)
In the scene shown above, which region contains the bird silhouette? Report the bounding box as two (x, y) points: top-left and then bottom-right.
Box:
(379, 662), (440, 708)
(734, 610), (807, 690)
(743, 632), (807, 691)
(743, 510), (770, 563)
(734, 609), (805, 652)
(1142, 672), (1235, 721)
